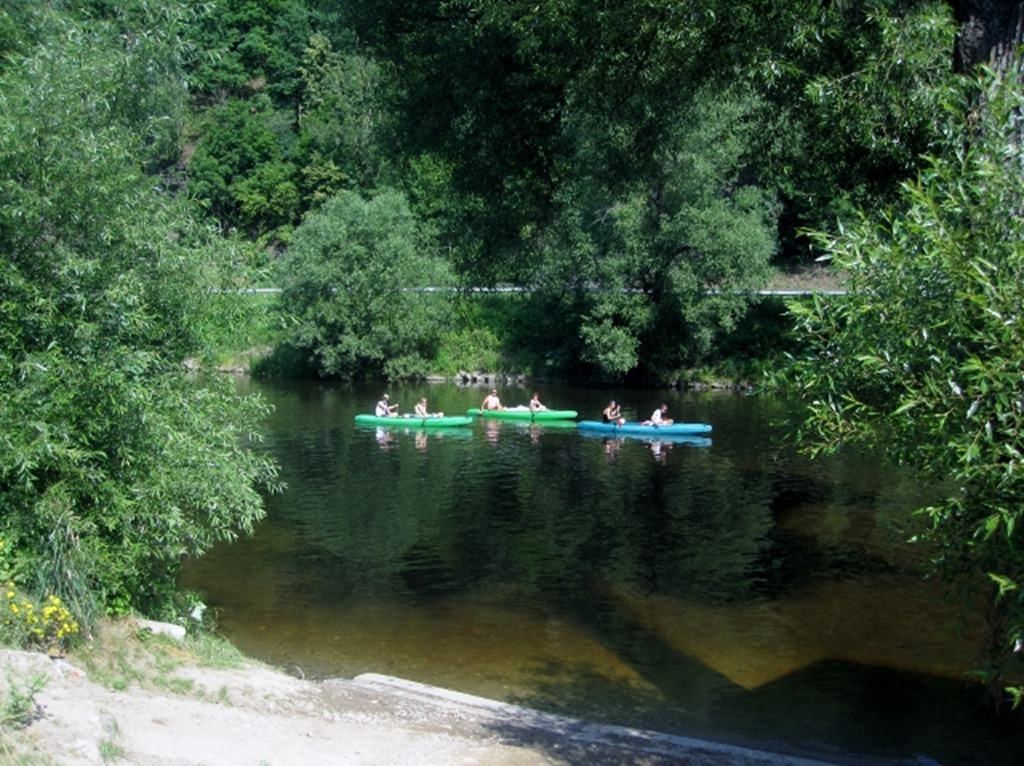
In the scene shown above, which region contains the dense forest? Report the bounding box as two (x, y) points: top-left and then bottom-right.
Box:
(2, 0), (1023, 709)
(6, 0), (965, 384)
(173, 0), (957, 383)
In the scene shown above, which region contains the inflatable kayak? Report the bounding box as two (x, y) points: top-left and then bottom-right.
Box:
(355, 414), (473, 428)
(467, 407), (578, 421)
(577, 420), (712, 436)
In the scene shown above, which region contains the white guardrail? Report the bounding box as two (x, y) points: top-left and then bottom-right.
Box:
(233, 287), (848, 296)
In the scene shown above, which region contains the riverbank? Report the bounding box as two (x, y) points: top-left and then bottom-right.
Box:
(217, 264), (842, 382)
(0, 620), (847, 765)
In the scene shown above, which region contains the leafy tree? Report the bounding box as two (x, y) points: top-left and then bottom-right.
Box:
(183, 5), (396, 237)
(185, 0), (312, 108)
(0, 6), (279, 623)
(295, 33), (392, 199)
(72, 0), (198, 171)
(786, 68), (1024, 705)
(346, 0), (954, 278)
(747, 0), (956, 255)
(0, 4), (53, 72)
(536, 88), (777, 381)
(343, 0), (581, 283)
(180, 0), (325, 239)
(277, 189), (456, 380)
(187, 95), (300, 235)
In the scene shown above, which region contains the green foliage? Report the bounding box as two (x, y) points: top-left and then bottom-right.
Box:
(277, 188), (455, 379)
(205, 288), (287, 372)
(704, 296), (804, 387)
(234, 159), (301, 229)
(159, 0), (971, 383)
(0, 538), (28, 589)
(346, 0), (956, 281)
(0, 673), (45, 731)
(184, 8), (394, 237)
(750, 0), (956, 253)
(435, 326), (503, 376)
(1, 589), (80, 655)
(345, 0), (567, 282)
(538, 87), (777, 381)
(429, 292), (559, 376)
(0, 5), (280, 623)
(786, 68), (1024, 702)
(296, 35), (391, 197)
(0, 5), (55, 73)
(98, 732), (125, 762)
(188, 95), (300, 235)
(185, 0), (313, 107)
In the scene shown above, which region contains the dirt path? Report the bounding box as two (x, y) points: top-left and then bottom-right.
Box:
(1, 644), (840, 766)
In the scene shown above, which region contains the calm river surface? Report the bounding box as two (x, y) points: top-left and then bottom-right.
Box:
(180, 379), (1024, 765)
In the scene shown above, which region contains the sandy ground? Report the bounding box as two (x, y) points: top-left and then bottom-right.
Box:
(0, 637), (847, 766)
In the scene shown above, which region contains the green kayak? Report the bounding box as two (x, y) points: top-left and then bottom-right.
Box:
(467, 407), (578, 421)
(354, 414), (473, 428)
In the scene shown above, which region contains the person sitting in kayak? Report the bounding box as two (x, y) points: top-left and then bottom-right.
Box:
(375, 393), (399, 417)
(528, 392), (548, 413)
(648, 404), (673, 426)
(602, 400), (625, 425)
(481, 389), (504, 411)
(414, 397), (442, 418)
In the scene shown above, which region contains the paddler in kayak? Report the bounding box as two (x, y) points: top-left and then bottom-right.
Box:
(602, 399), (625, 426)
(480, 388), (504, 411)
(414, 397), (443, 418)
(647, 404), (674, 426)
(375, 393), (399, 417)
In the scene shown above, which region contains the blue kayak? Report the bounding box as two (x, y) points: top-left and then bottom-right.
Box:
(577, 420), (712, 436)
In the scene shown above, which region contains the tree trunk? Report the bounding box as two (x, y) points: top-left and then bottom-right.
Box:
(950, 0), (1024, 74)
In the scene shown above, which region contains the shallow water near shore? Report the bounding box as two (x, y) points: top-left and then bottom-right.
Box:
(181, 379), (1024, 765)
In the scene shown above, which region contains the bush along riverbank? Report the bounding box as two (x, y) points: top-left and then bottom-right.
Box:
(241, 282), (822, 388)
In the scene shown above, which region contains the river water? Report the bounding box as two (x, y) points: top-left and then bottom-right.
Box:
(180, 379), (1024, 765)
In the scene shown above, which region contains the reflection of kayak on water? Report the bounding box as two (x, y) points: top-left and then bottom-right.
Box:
(467, 407), (578, 421)
(509, 419), (578, 431)
(577, 420), (712, 436)
(355, 423), (473, 439)
(355, 414), (473, 428)
(577, 429), (712, 447)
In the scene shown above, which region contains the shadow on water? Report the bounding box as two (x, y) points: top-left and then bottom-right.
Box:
(496, 578), (1024, 765)
(484, 659), (1024, 766)
(182, 380), (1024, 766)
(727, 660), (1024, 766)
